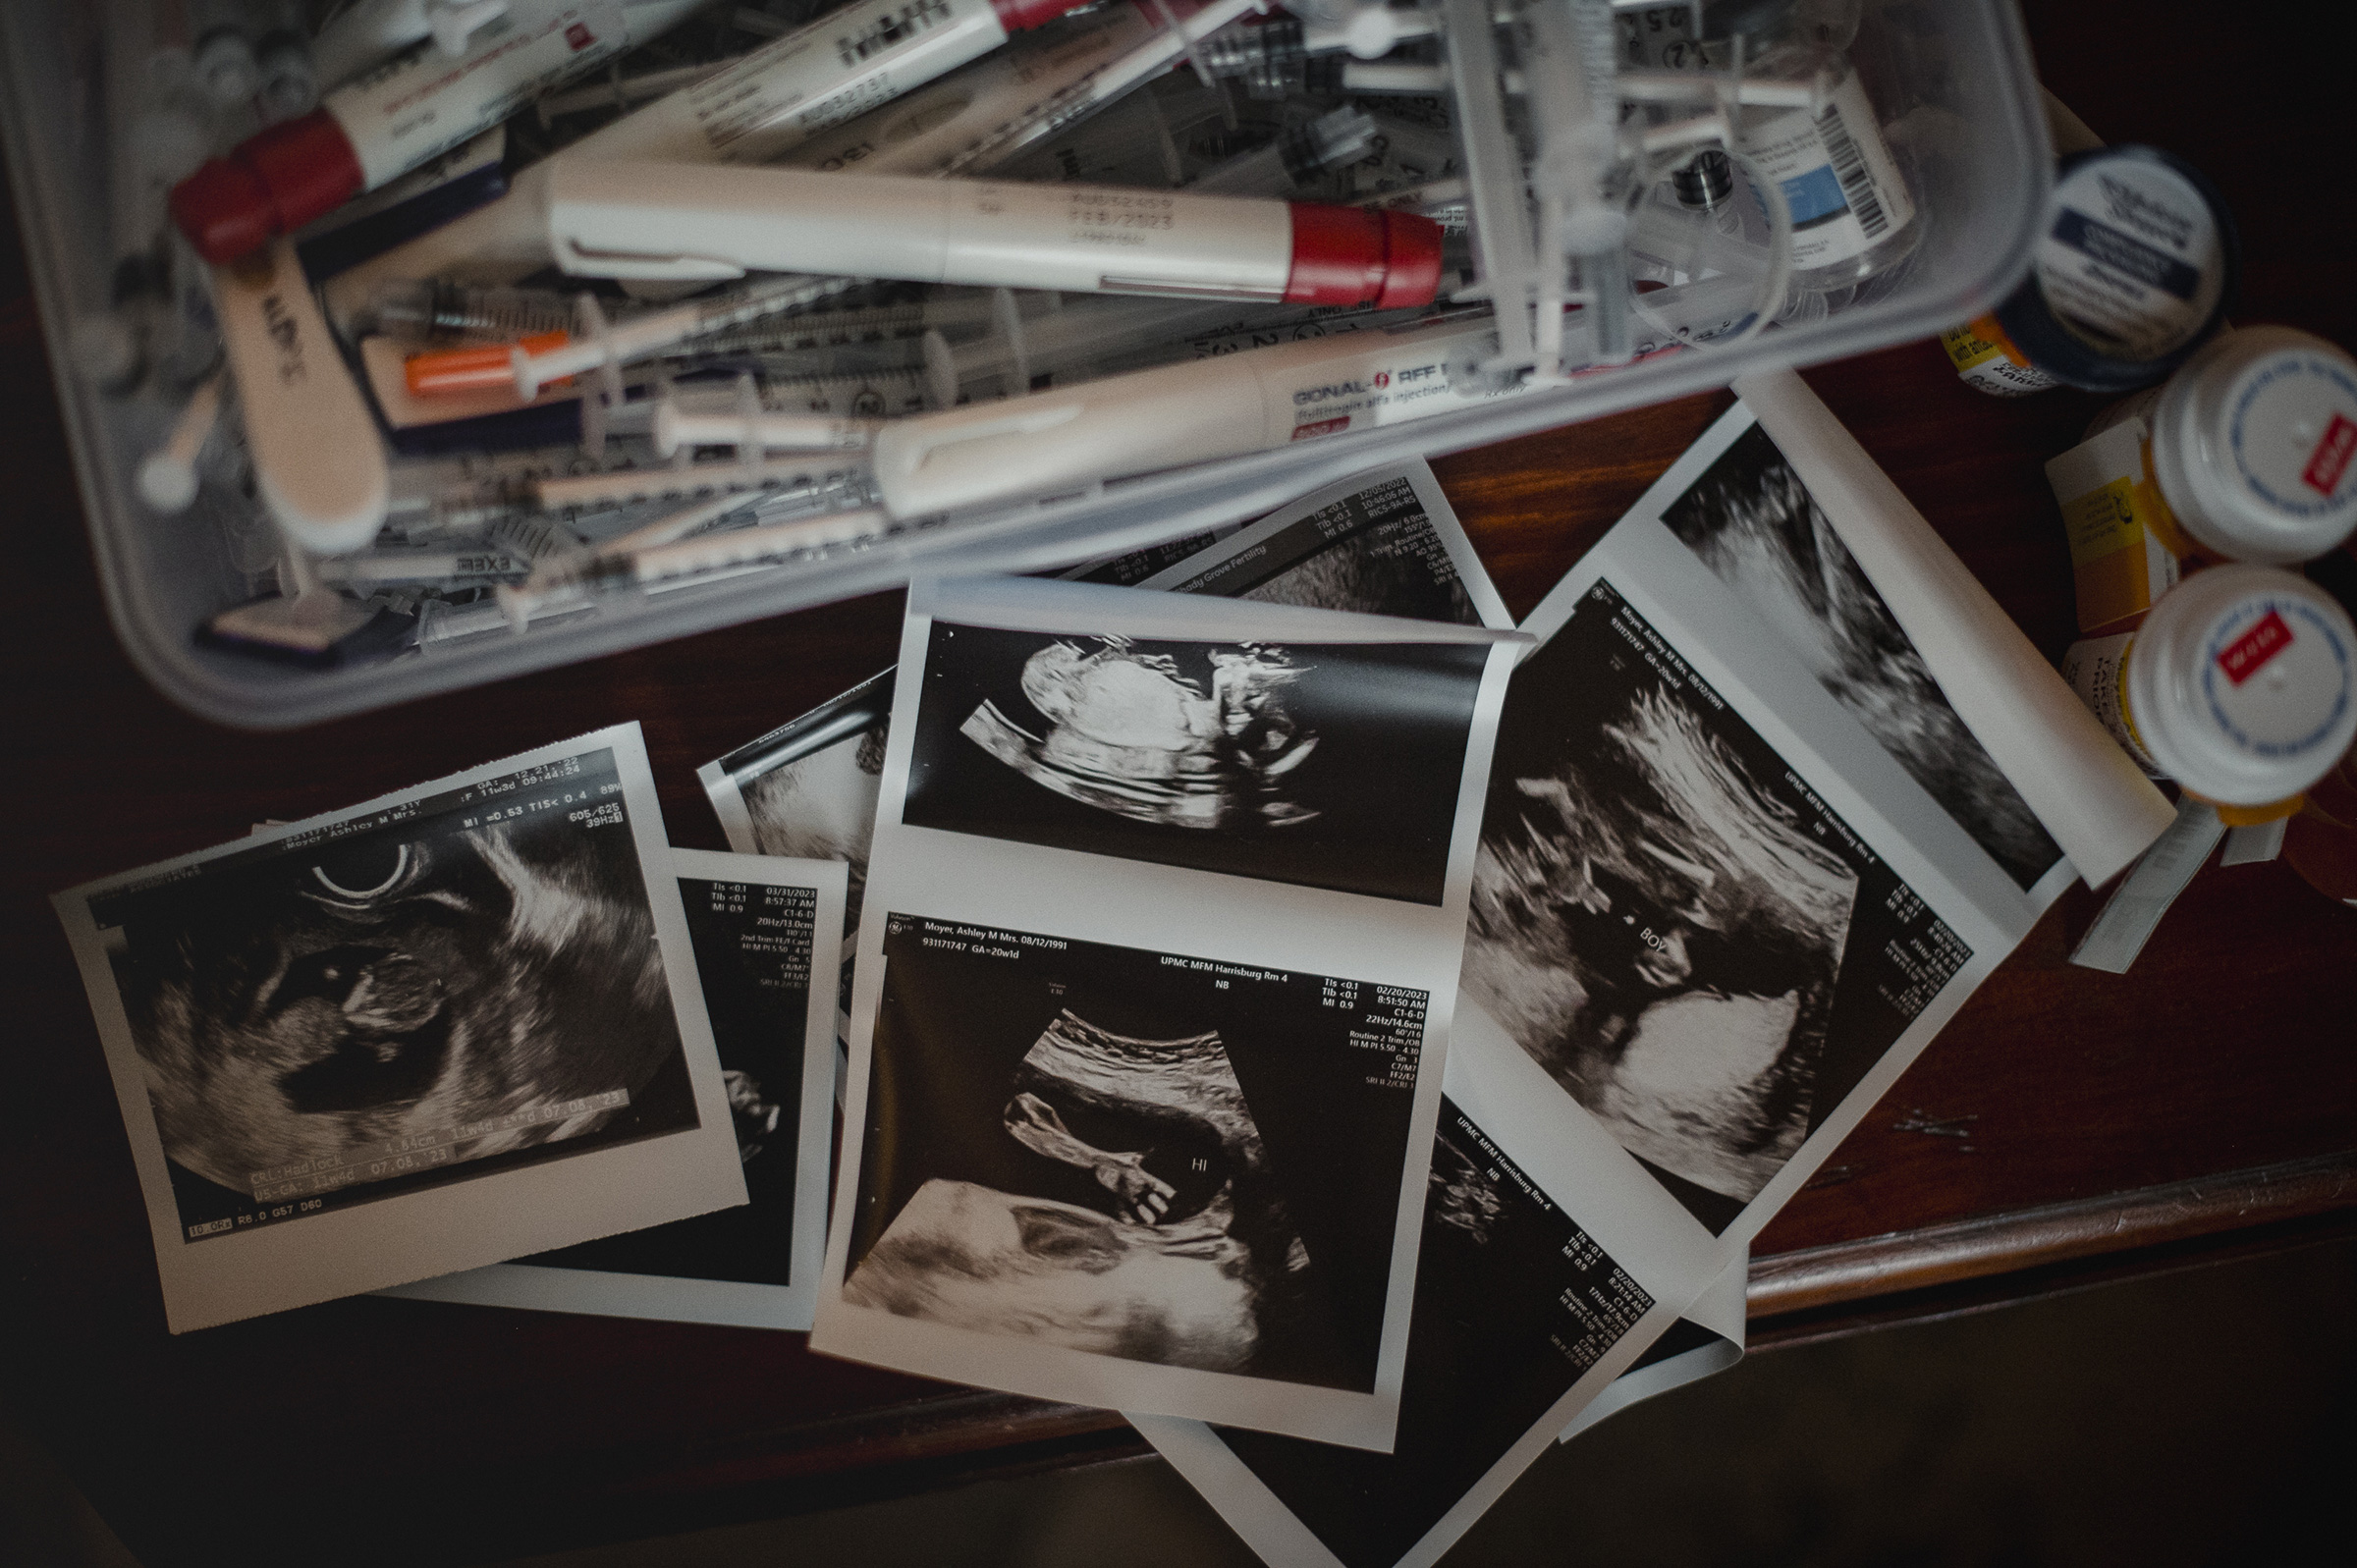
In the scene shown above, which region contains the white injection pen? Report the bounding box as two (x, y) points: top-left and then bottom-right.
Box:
(867, 313), (1526, 517)
(173, 0), (711, 262)
(545, 161), (1448, 300)
(321, 0), (1113, 319)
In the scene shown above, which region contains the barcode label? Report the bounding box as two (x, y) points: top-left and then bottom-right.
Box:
(1817, 103), (1889, 240)
(837, 0), (956, 66)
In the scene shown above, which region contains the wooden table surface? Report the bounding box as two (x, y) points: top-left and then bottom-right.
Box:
(5, 4), (2354, 1564)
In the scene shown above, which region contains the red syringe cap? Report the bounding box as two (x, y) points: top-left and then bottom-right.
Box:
(170, 111), (365, 264)
(1284, 205), (1446, 310)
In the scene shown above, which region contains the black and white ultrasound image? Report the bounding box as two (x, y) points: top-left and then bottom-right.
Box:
(1214, 1103), (1654, 1568)
(904, 623), (1490, 904)
(1662, 423), (2063, 890)
(843, 918), (1430, 1389)
(1157, 473), (1482, 624)
(87, 748), (700, 1241)
(521, 873), (819, 1287)
(1463, 582), (1971, 1231)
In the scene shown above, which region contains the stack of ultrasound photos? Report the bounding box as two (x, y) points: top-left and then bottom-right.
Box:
(59, 409), (2119, 1567)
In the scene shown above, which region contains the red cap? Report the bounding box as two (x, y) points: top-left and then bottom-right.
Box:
(986, 0), (1101, 31)
(1284, 205), (1446, 309)
(170, 110), (366, 264)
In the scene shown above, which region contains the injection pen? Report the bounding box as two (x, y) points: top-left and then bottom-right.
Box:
(544, 162), (1447, 303)
(320, 0), (1111, 319)
(867, 312), (1527, 517)
(172, 0), (711, 262)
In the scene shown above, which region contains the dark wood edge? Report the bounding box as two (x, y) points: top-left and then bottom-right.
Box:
(1748, 1149), (2357, 1322)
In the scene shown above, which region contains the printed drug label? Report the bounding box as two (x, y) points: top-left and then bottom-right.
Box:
(2035, 155), (2227, 363)
(1741, 68), (1914, 277)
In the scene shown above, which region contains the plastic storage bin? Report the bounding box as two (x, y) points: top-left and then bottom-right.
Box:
(0, 0), (2052, 729)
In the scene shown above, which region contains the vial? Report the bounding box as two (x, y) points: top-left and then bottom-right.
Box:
(1987, 146), (2238, 395)
(1735, 44), (1918, 292)
(2062, 565), (2357, 822)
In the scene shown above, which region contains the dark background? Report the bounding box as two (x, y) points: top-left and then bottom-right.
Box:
(904, 622), (1493, 904)
(850, 918), (1427, 1392)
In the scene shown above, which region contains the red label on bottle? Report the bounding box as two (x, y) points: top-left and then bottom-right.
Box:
(566, 22), (595, 49)
(1290, 417), (1350, 441)
(2304, 412), (2357, 497)
(2218, 609), (2294, 685)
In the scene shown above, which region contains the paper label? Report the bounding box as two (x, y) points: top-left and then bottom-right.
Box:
(1741, 71), (1915, 272)
(1943, 321), (2057, 396)
(331, 1), (631, 189)
(2035, 157), (2224, 362)
(2063, 632), (2162, 774)
(2047, 422), (2181, 632)
(2217, 609), (2293, 685)
(684, 0), (1004, 163)
(2307, 412), (2357, 497)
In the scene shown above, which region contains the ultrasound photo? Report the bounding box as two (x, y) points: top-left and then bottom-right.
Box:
(1662, 422), (2064, 890)
(518, 858), (829, 1290)
(1465, 582), (1971, 1231)
(82, 746), (701, 1241)
(1195, 1101), (1653, 1568)
(1144, 468), (1487, 626)
(840, 918), (1429, 1392)
(904, 624), (1492, 903)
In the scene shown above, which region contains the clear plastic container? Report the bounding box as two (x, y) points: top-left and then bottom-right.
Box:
(0, 0), (2053, 729)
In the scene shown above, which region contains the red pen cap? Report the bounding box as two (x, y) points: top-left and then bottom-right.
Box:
(170, 110), (366, 264)
(1284, 206), (1446, 310)
(986, 0), (1102, 30)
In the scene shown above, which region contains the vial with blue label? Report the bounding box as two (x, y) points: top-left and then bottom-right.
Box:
(1736, 44), (1918, 292)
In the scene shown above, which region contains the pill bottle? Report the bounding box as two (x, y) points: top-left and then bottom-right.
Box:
(1949, 146), (2239, 397)
(2045, 327), (2357, 632)
(1736, 44), (1918, 293)
(2062, 565), (2357, 824)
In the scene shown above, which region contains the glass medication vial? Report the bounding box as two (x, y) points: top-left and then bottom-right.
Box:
(2062, 565), (2357, 823)
(1736, 44), (1918, 293)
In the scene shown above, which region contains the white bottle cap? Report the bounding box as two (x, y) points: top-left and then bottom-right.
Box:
(2151, 325), (2357, 564)
(2126, 564), (2357, 805)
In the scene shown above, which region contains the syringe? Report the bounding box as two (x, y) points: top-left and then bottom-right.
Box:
(1187, 107), (1379, 195)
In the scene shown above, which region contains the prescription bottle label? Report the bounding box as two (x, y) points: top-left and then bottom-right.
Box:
(2036, 156), (2227, 363)
(2063, 632), (2163, 775)
(2046, 421), (2181, 633)
(1942, 315), (2058, 396)
(1743, 72), (1916, 274)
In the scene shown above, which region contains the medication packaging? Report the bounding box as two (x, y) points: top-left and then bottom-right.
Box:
(2048, 326), (2357, 632)
(2062, 565), (2357, 822)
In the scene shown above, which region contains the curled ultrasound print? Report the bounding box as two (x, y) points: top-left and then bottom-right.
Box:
(94, 763), (697, 1234)
(848, 1013), (1307, 1375)
(1661, 423), (2063, 891)
(960, 638), (1320, 833)
(1466, 585), (1859, 1215)
(907, 623), (1491, 903)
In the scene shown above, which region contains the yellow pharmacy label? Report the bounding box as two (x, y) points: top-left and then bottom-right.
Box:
(1942, 324), (2005, 373)
(2060, 478), (2143, 566)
